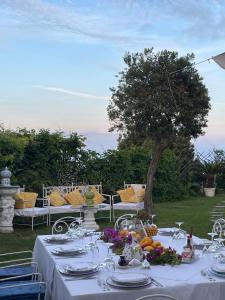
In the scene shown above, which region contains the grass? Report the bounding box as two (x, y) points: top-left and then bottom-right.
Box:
(0, 194), (223, 254)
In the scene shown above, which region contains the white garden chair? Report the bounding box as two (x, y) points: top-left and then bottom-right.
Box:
(212, 218), (225, 238)
(52, 216), (83, 234)
(0, 250), (39, 284)
(136, 294), (177, 300)
(114, 213), (136, 230)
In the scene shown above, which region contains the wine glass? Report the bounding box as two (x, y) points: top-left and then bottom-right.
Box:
(104, 242), (114, 257)
(175, 222), (185, 239)
(104, 256), (116, 275)
(97, 263), (108, 291)
(207, 232), (218, 252)
(214, 237), (225, 248)
(150, 214), (156, 225)
(86, 241), (99, 258)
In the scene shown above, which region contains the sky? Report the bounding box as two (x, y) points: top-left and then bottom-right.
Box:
(0, 0), (225, 153)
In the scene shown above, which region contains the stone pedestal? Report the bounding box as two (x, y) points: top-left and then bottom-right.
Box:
(81, 206), (99, 231)
(0, 186), (19, 233)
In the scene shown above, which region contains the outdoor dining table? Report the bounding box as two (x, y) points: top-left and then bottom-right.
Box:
(33, 230), (225, 300)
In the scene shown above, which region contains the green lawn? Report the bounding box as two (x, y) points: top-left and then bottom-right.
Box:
(0, 194), (223, 254)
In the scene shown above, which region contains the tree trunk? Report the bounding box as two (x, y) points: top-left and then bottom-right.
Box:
(144, 142), (166, 216)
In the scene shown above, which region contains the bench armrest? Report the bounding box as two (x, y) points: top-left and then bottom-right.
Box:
(37, 198), (50, 207)
(111, 194), (120, 204)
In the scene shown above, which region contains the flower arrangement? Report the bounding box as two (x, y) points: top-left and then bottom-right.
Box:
(146, 246), (182, 265)
(100, 227), (133, 255)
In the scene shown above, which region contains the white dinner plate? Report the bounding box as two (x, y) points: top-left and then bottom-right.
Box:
(64, 262), (98, 274)
(107, 277), (151, 289)
(116, 264), (130, 269)
(111, 272), (148, 284)
(211, 263), (225, 274)
(51, 247), (86, 256)
(158, 228), (179, 236)
(44, 235), (72, 244)
(209, 269), (225, 278)
(58, 267), (99, 277)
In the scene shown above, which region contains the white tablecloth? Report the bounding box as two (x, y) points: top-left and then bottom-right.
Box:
(33, 233), (225, 300)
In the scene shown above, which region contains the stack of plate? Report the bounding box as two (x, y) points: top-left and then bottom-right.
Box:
(158, 228), (179, 236)
(44, 235), (73, 244)
(210, 264), (225, 278)
(51, 247), (86, 257)
(107, 272), (151, 289)
(58, 262), (99, 277)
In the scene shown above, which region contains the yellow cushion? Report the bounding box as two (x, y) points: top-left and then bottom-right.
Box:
(49, 192), (67, 206)
(91, 187), (104, 205)
(135, 188), (145, 201)
(117, 187), (135, 202)
(15, 192), (38, 209)
(129, 188), (145, 203)
(64, 190), (85, 206)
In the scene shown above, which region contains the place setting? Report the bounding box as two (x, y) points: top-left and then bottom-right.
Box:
(43, 234), (74, 244)
(209, 263), (225, 278)
(51, 246), (87, 258)
(58, 262), (100, 281)
(106, 272), (152, 289)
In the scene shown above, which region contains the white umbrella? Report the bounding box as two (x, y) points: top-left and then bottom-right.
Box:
(212, 52), (225, 69)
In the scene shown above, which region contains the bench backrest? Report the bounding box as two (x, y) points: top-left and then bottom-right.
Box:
(42, 184), (102, 198)
(124, 182), (146, 192)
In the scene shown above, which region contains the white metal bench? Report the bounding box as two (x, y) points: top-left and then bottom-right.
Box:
(13, 187), (49, 231)
(42, 184), (112, 223)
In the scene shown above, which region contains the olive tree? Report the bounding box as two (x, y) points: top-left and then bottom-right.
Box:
(107, 48), (210, 215)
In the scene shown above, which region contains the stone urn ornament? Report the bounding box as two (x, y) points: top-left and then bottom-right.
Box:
(0, 167), (19, 233)
(84, 186), (95, 207)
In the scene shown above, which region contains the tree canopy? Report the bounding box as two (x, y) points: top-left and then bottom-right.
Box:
(108, 48), (210, 214)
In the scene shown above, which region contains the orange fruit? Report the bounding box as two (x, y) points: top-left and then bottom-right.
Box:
(144, 245), (154, 251)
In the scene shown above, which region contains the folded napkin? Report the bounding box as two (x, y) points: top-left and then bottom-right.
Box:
(128, 258), (142, 267)
(112, 273), (148, 283)
(56, 247), (83, 253)
(159, 227), (179, 234)
(65, 262), (97, 272)
(50, 234), (68, 240)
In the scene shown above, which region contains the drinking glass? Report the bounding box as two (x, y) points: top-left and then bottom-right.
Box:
(174, 222), (185, 239)
(214, 237), (225, 248)
(150, 214), (156, 225)
(86, 241), (99, 258)
(104, 242), (114, 257)
(97, 263), (108, 291)
(104, 256), (116, 276)
(207, 232), (218, 252)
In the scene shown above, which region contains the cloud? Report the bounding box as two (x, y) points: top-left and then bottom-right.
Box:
(0, 0), (186, 49)
(1, 0), (225, 53)
(35, 85), (109, 101)
(162, 0), (225, 41)
(0, 0), (147, 46)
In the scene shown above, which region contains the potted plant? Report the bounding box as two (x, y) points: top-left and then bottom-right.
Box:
(202, 161), (217, 197)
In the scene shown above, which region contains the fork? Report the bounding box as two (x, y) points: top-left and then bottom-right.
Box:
(149, 277), (164, 287)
